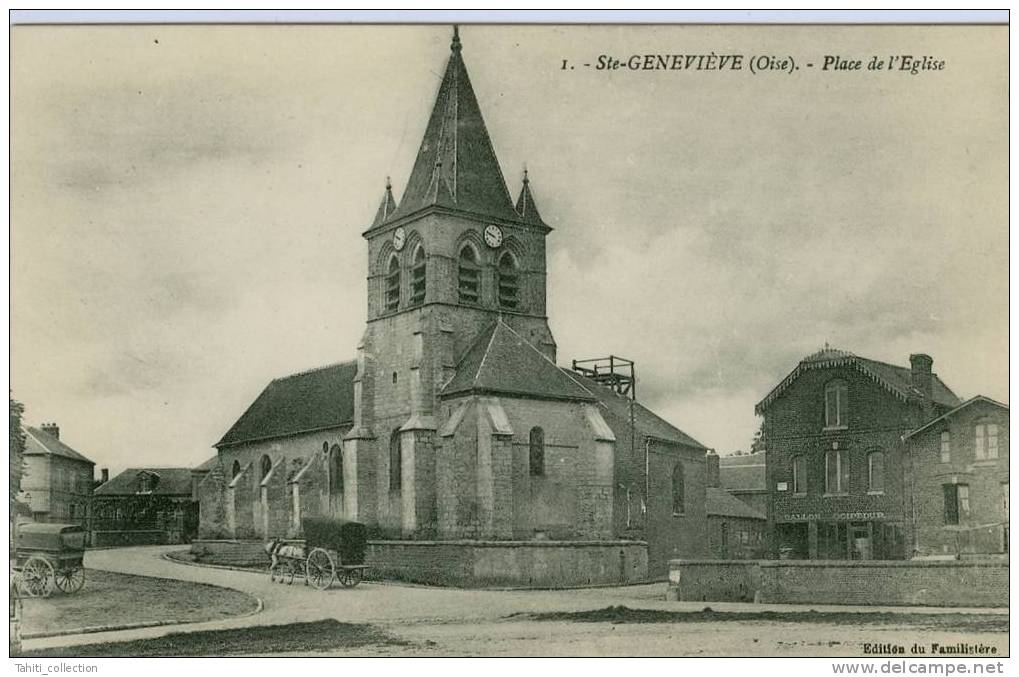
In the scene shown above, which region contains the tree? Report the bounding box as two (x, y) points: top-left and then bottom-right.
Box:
(750, 419), (766, 455)
(10, 394), (26, 505)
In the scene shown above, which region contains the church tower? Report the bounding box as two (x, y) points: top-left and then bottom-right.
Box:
(344, 27), (560, 536)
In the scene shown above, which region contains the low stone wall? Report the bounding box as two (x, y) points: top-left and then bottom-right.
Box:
(191, 539), (269, 568)
(366, 540), (649, 587)
(92, 530), (167, 548)
(665, 560), (761, 602)
(667, 558), (1008, 608)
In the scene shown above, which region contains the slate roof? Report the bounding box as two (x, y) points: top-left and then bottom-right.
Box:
(706, 487), (766, 520)
(379, 29), (522, 226)
(442, 320), (594, 401)
(216, 361), (357, 447)
(902, 395), (1009, 440)
(756, 348), (960, 414)
(23, 427), (95, 465)
(567, 370), (708, 450)
(719, 452), (767, 492)
(94, 468), (193, 496)
(371, 179), (398, 228)
(193, 455), (218, 472)
(515, 171), (546, 227)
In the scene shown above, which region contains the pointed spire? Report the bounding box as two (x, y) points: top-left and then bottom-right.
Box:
(387, 25), (520, 224)
(515, 165), (546, 226)
(371, 176), (398, 228)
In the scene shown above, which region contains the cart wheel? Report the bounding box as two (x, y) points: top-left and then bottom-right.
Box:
(337, 567), (363, 588)
(305, 548), (334, 590)
(21, 556), (55, 598)
(54, 566), (85, 594)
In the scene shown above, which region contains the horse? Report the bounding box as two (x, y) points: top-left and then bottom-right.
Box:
(264, 537), (307, 584)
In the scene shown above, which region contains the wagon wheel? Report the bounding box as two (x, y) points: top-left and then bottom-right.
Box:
(305, 548), (334, 590)
(337, 567), (363, 589)
(54, 565), (85, 594)
(21, 556), (55, 598)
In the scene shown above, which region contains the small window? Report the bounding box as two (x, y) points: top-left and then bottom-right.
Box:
(944, 483), (970, 525)
(260, 455), (272, 480)
(672, 463), (685, 514)
(792, 455), (806, 494)
(940, 431), (951, 463)
(497, 251), (519, 309)
(867, 451), (884, 492)
(458, 244), (481, 304)
(410, 245), (426, 306)
(330, 444), (344, 495)
(975, 421), (999, 460)
(384, 254), (401, 312)
(389, 429), (402, 492)
(824, 380), (849, 428)
(825, 449), (848, 494)
(231, 460), (241, 479)
(529, 427), (545, 477)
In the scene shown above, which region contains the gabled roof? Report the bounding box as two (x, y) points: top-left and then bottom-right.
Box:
(216, 361), (357, 448)
(755, 348), (960, 414)
(23, 426), (95, 465)
(193, 455), (218, 472)
(514, 171), (546, 227)
(442, 319), (594, 402)
(903, 395), (1009, 440)
(566, 370), (708, 450)
(719, 452), (767, 492)
(706, 487), (766, 520)
(94, 468), (193, 496)
(381, 28), (521, 226)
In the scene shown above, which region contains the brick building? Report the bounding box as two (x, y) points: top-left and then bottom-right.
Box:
(705, 452), (767, 559)
(196, 28), (708, 583)
(903, 396), (1008, 557)
(719, 451), (767, 516)
(19, 423), (95, 525)
(93, 468), (200, 545)
(757, 348), (961, 560)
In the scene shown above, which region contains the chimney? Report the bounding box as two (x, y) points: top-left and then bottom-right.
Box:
(40, 422), (60, 439)
(705, 449), (720, 488)
(910, 353), (934, 399)
(101, 468), (109, 484)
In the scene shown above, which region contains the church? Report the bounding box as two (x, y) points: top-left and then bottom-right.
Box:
(196, 27), (710, 585)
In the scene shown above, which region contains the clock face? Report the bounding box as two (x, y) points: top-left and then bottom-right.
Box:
(392, 227), (406, 251)
(484, 225), (503, 248)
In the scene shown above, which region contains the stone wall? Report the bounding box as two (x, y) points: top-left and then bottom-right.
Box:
(668, 558), (1008, 607)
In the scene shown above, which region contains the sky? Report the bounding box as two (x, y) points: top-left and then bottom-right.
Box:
(11, 24), (1008, 476)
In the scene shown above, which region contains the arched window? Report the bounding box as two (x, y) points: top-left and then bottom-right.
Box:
(231, 460), (241, 480)
(384, 254), (401, 312)
(672, 463), (685, 515)
(389, 429), (402, 492)
(260, 454), (272, 481)
(330, 444), (344, 495)
(410, 244), (426, 306)
(497, 251), (520, 309)
(825, 449), (849, 494)
(867, 450), (885, 492)
(824, 379), (849, 428)
(458, 244), (480, 304)
(975, 420), (999, 460)
(792, 454), (806, 494)
(529, 426), (545, 476)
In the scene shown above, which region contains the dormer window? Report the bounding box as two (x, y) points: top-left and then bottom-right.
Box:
(824, 379), (848, 428)
(410, 245), (426, 306)
(384, 254), (401, 312)
(497, 251), (520, 309)
(458, 244), (480, 304)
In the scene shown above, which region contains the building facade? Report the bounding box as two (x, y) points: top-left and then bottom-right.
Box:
(705, 452), (767, 559)
(903, 396), (1008, 557)
(19, 423), (95, 525)
(757, 349), (960, 560)
(93, 468), (200, 546)
(719, 451), (767, 516)
(196, 28), (709, 583)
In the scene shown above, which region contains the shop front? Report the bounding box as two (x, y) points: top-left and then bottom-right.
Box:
(775, 511), (906, 560)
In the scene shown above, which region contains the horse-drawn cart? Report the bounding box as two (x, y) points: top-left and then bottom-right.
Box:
(13, 523), (87, 598)
(266, 518), (369, 590)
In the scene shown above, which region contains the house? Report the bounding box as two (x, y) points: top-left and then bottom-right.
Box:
(756, 348), (961, 560)
(705, 451), (767, 559)
(19, 423), (95, 525)
(903, 396), (1008, 557)
(196, 27), (710, 585)
(719, 451), (767, 516)
(93, 468), (199, 546)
